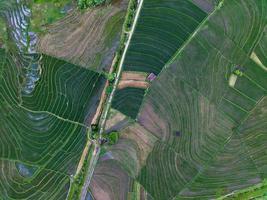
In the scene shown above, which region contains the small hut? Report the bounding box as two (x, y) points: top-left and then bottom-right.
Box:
(147, 73), (157, 82)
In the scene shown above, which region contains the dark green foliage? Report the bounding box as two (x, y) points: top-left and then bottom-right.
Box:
(123, 0), (207, 75)
(78, 0), (106, 9)
(112, 87), (145, 119)
(106, 85), (113, 94)
(134, 0), (267, 199)
(124, 0), (137, 31)
(0, 51), (88, 199)
(106, 131), (119, 145)
(138, 142), (199, 200)
(22, 54), (105, 123)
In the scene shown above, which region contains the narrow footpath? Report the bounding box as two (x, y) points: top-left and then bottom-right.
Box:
(80, 0), (145, 199)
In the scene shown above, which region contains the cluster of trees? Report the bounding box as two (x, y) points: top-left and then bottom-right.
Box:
(105, 131), (119, 145)
(234, 69), (244, 77)
(67, 148), (92, 200)
(91, 124), (119, 145)
(78, 0), (106, 9)
(103, 72), (115, 94)
(125, 0), (137, 31)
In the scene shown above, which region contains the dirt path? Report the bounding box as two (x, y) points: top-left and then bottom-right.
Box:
(80, 142), (100, 200)
(80, 0), (145, 198)
(98, 0), (145, 138)
(91, 56), (117, 125)
(75, 140), (92, 177)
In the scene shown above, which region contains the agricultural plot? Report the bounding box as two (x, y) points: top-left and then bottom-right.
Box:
(112, 87), (146, 119)
(252, 28), (267, 70)
(89, 159), (132, 200)
(113, 0), (215, 120)
(0, 49), (103, 199)
(104, 108), (132, 133)
(0, 160), (70, 200)
(237, 98), (267, 178)
(37, 0), (128, 72)
(22, 54), (105, 124)
(123, 0), (207, 75)
(178, 134), (262, 199)
(118, 0), (267, 199)
(191, 0), (219, 13)
(90, 122), (157, 200)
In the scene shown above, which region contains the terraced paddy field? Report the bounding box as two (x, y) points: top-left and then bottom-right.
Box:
(0, 49), (105, 199)
(111, 0), (220, 119)
(1, 0), (267, 199)
(37, 0), (128, 72)
(122, 0), (208, 75)
(22, 54), (105, 124)
(112, 87), (146, 119)
(105, 0), (267, 199)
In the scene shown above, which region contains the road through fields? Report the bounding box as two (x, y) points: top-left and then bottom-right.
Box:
(80, 0), (144, 199)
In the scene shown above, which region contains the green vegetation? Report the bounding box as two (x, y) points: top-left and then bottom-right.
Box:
(103, 11), (126, 47)
(1, 0), (267, 198)
(123, 0), (207, 75)
(133, 1), (267, 199)
(103, 72), (116, 81)
(29, 0), (74, 34)
(106, 84), (113, 94)
(219, 179), (267, 199)
(234, 69), (243, 77)
(104, 131), (119, 145)
(112, 87), (145, 119)
(22, 54), (105, 123)
(124, 0), (137, 31)
(78, 0), (106, 9)
(111, 0), (208, 120)
(0, 49), (90, 199)
(0, 19), (7, 47)
(102, 0), (267, 199)
(67, 143), (95, 200)
(128, 180), (141, 200)
(0, 47), (106, 199)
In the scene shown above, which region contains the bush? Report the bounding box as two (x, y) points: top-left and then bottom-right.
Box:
(107, 131), (119, 145)
(106, 85), (113, 94)
(78, 0), (105, 9)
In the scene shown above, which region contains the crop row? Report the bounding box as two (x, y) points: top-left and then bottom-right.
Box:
(0, 50), (104, 199)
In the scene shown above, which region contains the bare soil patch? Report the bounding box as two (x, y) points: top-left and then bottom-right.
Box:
(105, 108), (129, 131)
(228, 74), (237, 88)
(250, 52), (267, 71)
(137, 101), (169, 140)
(118, 80), (149, 89)
(121, 71), (148, 81)
(37, 0), (128, 71)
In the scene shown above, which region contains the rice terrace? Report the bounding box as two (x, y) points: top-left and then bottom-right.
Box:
(0, 0), (266, 199)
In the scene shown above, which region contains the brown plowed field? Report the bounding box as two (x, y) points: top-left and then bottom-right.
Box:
(37, 0), (128, 72)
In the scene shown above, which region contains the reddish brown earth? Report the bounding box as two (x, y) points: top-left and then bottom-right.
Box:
(121, 71), (148, 81)
(118, 80), (149, 89)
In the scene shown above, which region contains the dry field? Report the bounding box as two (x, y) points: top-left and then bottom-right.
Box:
(37, 0), (128, 72)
